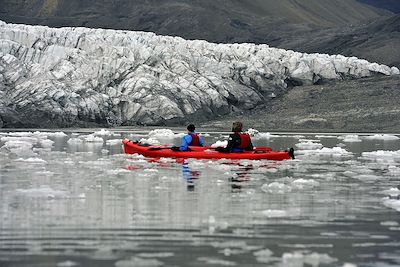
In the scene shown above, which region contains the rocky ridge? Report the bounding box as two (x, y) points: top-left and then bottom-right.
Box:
(0, 21), (399, 128)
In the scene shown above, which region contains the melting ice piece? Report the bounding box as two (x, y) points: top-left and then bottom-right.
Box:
(93, 129), (112, 136)
(261, 182), (292, 194)
(295, 141), (323, 150)
(364, 134), (399, 141)
(211, 140), (228, 148)
(148, 129), (176, 137)
(139, 138), (161, 145)
(341, 135), (362, 142)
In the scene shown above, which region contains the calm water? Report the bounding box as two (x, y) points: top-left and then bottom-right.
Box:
(0, 129), (400, 267)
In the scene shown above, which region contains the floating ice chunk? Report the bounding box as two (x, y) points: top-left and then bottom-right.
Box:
(80, 134), (104, 143)
(14, 157), (47, 163)
(341, 135), (362, 142)
(139, 138), (161, 145)
(364, 134), (399, 141)
(343, 263), (357, 267)
(67, 138), (83, 144)
(1, 140), (36, 157)
(253, 249), (274, 263)
(246, 128), (259, 136)
(382, 197), (400, 212)
(300, 147), (352, 157)
(1, 136), (39, 144)
(148, 129), (175, 137)
(291, 179), (319, 189)
(382, 187), (400, 196)
(136, 252), (174, 258)
(295, 141), (323, 150)
(388, 165), (400, 175)
(57, 261), (78, 267)
(282, 252), (337, 267)
(93, 129), (112, 136)
(38, 131), (67, 137)
(315, 135), (338, 138)
(261, 182), (292, 194)
(262, 210), (287, 218)
(380, 221), (399, 227)
(361, 150), (400, 162)
(15, 186), (68, 199)
(197, 257), (236, 266)
(211, 140), (228, 148)
(40, 139), (54, 148)
(115, 257), (163, 267)
(106, 139), (122, 146)
(257, 132), (279, 139)
(353, 174), (382, 181)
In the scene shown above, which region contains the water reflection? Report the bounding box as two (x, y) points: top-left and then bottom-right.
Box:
(1, 130), (400, 267)
(181, 160), (200, 191)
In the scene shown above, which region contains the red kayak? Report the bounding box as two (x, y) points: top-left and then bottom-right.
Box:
(122, 139), (294, 160)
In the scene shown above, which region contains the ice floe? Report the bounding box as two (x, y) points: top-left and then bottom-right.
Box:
(340, 135), (362, 142)
(361, 150), (400, 162)
(364, 134), (399, 141)
(211, 140), (228, 148)
(261, 182), (292, 194)
(15, 186), (68, 199)
(282, 252), (337, 267)
(299, 147), (353, 158)
(295, 141), (323, 150)
(262, 209), (288, 218)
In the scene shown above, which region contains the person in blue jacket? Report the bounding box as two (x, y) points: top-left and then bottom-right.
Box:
(179, 124), (204, 151)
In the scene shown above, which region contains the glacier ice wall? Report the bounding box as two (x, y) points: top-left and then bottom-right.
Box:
(0, 21), (399, 127)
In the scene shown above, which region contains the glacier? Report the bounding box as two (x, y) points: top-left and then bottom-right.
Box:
(0, 21), (399, 127)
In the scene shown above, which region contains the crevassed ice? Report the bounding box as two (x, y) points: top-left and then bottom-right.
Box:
(0, 21), (399, 126)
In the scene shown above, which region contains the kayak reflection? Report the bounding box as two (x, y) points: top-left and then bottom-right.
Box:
(181, 160), (200, 191)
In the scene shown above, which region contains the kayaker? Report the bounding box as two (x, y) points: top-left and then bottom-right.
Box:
(177, 124), (204, 151)
(217, 121), (253, 152)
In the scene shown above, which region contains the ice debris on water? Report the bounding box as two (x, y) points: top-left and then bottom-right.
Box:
(79, 134), (104, 143)
(197, 257), (236, 266)
(295, 141), (323, 150)
(261, 182), (292, 194)
(148, 129), (176, 138)
(57, 261), (78, 267)
(15, 186), (68, 199)
(381, 187), (400, 196)
(253, 249), (274, 263)
(382, 197), (400, 212)
(93, 129), (112, 136)
(282, 252), (337, 267)
(364, 134), (399, 141)
(340, 135), (362, 142)
(246, 128), (279, 139)
(67, 138), (83, 144)
(211, 140), (228, 148)
(139, 138), (161, 145)
(361, 150), (400, 162)
(1, 140), (37, 157)
(115, 257), (163, 267)
(299, 147), (353, 157)
(106, 139), (122, 146)
(291, 178), (320, 189)
(262, 210), (287, 218)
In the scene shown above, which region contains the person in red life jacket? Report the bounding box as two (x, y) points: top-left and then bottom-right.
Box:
(178, 124), (204, 151)
(217, 121), (253, 153)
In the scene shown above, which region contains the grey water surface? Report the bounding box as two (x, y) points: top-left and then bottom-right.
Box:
(0, 130), (399, 267)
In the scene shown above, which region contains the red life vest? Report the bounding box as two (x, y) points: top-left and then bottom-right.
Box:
(237, 133), (251, 149)
(189, 134), (201, 146)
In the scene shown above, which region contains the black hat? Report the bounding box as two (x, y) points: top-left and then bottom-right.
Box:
(187, 124), (196, 132)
